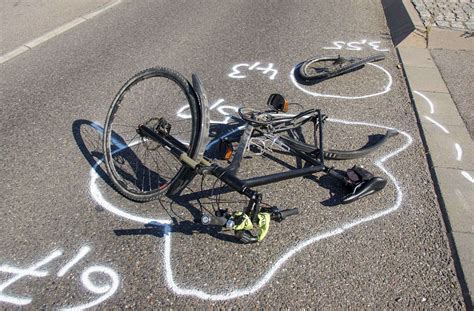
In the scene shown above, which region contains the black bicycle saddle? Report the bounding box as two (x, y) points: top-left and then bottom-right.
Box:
(342, 177), (387, 204)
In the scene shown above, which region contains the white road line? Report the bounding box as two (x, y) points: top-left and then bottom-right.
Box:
(424, 116), (450, 134)
(454, 143), (463, 161)
(413, 91), (434, 114)
(0, 0), (121, 65)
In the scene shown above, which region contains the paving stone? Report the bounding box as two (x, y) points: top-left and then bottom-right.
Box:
(437, 20), (452, 27)
(451, 232), (474, 301)
(436, 167), (474, 233)
(412, 0), (472, 30)
(422, 123), (474, 170)
(451, 21), (466, 28)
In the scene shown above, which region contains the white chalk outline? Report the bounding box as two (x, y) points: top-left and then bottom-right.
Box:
(413, 91), (434, 114)
(290, 63), (393, 99)
(424, 116), (450, 134)
(89, 119), (412, 300)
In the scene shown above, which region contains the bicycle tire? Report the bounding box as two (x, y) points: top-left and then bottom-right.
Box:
(298, 54), (385, 81)
(103, 67), (201, 202)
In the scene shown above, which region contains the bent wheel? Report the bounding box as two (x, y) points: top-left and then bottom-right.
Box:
(103, 67), (201, 202)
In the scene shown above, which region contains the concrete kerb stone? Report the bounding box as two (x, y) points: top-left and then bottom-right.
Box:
(403, 65), (450, 93)
(422, 123), (474, 170)
(398, 47), (436, 68)
(452, 232), (474, 297)
(413, 91), (466, 127)
(436, 167), (474, 234)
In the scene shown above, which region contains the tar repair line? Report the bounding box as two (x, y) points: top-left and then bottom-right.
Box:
(0, 0), (122, 64)
(89, 119), (412, 301)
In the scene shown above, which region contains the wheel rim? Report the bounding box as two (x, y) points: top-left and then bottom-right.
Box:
(105, 71), (196, 196)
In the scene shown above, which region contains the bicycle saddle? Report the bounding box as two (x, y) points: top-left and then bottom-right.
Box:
(342, 177), (387, 204)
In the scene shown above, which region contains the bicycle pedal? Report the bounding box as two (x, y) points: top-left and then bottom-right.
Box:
(237, 231), (258, 244)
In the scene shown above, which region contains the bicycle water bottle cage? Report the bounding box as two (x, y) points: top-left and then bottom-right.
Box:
(267, 93), (288, 112)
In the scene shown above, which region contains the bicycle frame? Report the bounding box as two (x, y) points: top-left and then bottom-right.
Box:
(138, 107), (333, 222)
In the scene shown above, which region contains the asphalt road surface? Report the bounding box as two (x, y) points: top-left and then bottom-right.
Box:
(0, 0), (466, 309)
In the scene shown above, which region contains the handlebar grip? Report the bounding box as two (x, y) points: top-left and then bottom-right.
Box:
(279, 208), (299, 218)
(271, 208), (299, 222)
(201, 214), (227, 226)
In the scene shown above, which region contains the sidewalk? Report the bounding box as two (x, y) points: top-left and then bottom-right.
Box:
(383, 0), (474, 307)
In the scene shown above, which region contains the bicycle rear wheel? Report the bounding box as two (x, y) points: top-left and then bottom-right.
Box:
(103, 67), (201, 202)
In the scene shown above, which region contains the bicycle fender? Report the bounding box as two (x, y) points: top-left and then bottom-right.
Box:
(192, 73), (211, 161)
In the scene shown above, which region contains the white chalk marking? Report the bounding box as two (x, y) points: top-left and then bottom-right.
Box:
(255, 63), (278, 80)
(0, 267), (47, 278)
(368, 41), (389, 52)
(322, 40), (389, 51)
(0, 0), (122, 64)
(228, 63), (278, 80)
(424, 116), (450, 134)
(248, 62), (260, 70)
(228, 64), (249, 79)
(57, 246), (92, 277)
(346, 41), (363, 51)
(322, 41), (345, 50)
(454, 143), (463, 161)
(178, 99), (240, 125)
(88, 118), (412, 300)
(209, 98), (225, 110)
(161, 119), (412, 300)
(0, 250), (63, 306)
(61, 266), (120, 311)
(90, 164), (171, 225)
(461, 171), (474, 183)
(413, 91), (434, 114)
(290, 63), (392, 99)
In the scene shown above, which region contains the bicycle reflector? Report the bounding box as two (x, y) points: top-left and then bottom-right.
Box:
(267, 93), (288, 112)
(218, 139), (234, 161)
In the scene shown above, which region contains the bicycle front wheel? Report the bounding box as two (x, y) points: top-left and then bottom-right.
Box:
(103, 67), (201, 202)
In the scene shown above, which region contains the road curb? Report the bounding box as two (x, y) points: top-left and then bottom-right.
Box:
(384, 0), (474, 308)
(0, 0), (122, 65)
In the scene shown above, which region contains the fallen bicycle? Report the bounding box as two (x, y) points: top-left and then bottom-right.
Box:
(102, 67), (397, 243)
